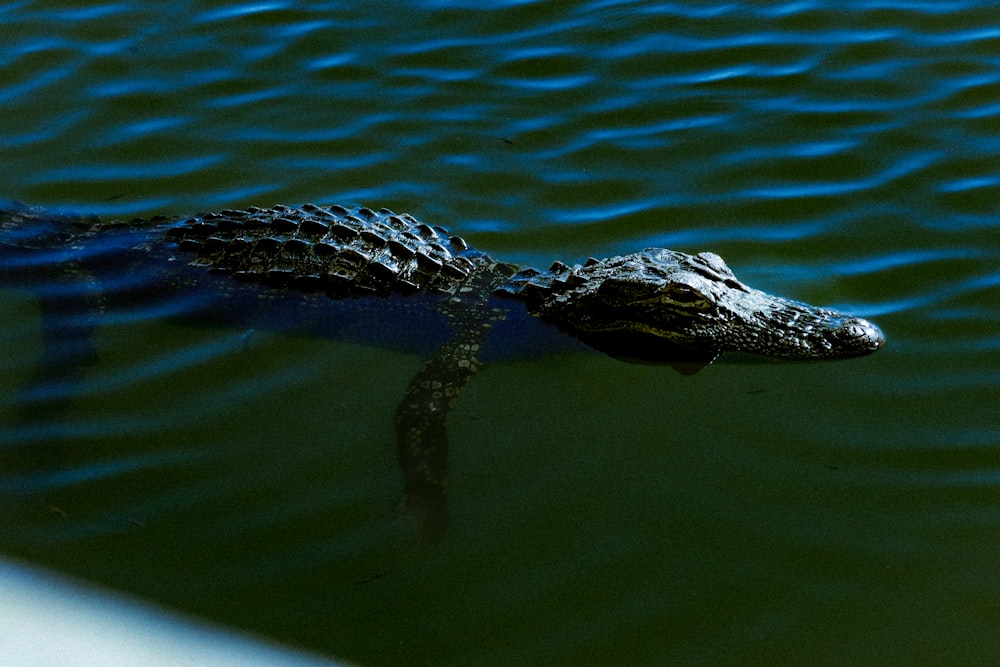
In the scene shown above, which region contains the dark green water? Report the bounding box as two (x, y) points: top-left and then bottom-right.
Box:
(1, 1), (999, 665)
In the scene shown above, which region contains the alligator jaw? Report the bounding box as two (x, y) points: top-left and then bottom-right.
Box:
(715, 296), (885, 360)
(503, 248), (885, 364)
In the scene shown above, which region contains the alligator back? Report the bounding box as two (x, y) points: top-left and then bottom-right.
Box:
(162, 203), (518, 298)
(0, 201), (573, 360)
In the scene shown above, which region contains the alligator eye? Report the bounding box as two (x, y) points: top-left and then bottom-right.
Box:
(663, 284), (711, 309)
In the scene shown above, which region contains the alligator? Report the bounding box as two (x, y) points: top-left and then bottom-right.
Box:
(0, 201), (884, 540)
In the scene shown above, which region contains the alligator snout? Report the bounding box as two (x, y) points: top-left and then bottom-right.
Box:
(828, 316), (885, 356)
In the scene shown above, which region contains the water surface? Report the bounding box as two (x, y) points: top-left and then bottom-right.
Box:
(1, 1), (999, 665)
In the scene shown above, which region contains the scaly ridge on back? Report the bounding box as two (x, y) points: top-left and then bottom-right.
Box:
(164, 203), (517, 298)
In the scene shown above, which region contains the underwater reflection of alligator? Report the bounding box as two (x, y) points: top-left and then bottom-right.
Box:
(0, 202), (884, 541)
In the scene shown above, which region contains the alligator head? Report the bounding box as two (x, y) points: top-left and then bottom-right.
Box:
(502, 248), (884, 371)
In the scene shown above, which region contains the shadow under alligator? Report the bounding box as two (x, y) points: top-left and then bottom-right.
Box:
(0, 201), (884, 543)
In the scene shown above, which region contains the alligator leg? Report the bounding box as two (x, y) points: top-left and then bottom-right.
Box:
(394, 300), (504, 544)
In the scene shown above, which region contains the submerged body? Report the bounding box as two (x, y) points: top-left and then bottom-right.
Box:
(0, 201), (883, 541)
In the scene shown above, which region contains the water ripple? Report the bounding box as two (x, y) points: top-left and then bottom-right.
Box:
(1, 449), (197, 496)
(1, 1), (999, 664)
